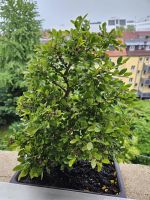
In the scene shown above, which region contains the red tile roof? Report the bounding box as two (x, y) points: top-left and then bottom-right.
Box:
(127, 50), (150, 56)
(108, 31), (150, 57)
(107, 48), (127, 57)
(123, 31), (150, 40)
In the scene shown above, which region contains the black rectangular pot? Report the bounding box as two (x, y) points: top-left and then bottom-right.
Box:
(10, 161), (126, 198)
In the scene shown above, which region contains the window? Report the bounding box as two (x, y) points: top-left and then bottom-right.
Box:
(137, 70), (140, 74)
(116, 19), (118, 24)
(129, 78), (133, 83)
(131, 65), (135, 70)
(108, 20), (115, 26)
(146, 46), (150, 51)
(146, 57), (149, 61)
(145, 35), (150, 39)
(119, 19), (126, 26)
(141, 83), (143, 87)
(129, 45), (135, 51)
(139, 57), (143, 61)
(138, 46), (142, 50)
(139, 45), (145, 50)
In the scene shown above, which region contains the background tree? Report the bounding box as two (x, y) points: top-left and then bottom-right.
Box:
(126, 25), (136, 32)
(116, 26), (126, 33)
(116, 25), (136, 33)
(0, 0), (41, 126)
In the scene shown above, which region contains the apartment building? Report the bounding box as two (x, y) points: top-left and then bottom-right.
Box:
(106, 17), (150, 32)
(90, 16), (150, 32)
(108, 32), (150, 99)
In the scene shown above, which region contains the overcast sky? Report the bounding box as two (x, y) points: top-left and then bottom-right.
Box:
(36, 0), (150, 29)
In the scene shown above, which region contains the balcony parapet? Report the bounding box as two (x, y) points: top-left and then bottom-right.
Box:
(143, 65), (150, 73)
(138, 91), (150, 98)
(141, 78), (150, 85)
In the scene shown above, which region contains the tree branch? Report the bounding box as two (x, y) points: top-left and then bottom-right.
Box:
(52, 54), (72, 98)
(52, 80), (66, 93)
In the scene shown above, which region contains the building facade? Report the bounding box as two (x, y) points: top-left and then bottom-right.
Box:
(108, 32), (150, 99)
(90, 16), (150, 32)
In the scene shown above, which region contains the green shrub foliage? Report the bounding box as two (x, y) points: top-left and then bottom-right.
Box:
(131, 100), (150, 164)
(0, 121), (21, 150)
(0, 0), (41, 126)
(15, 16), (136, 180)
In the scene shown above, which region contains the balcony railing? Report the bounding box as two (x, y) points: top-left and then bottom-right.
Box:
(143, 65), (150, 73)
(141, 78), (150, 85)
(138, 91), (150, 98)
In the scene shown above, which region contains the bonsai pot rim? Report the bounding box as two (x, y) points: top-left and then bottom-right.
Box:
(10, 161), (126, 198)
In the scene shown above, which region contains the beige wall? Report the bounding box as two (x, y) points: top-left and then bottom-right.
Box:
(111, 56), (150, 95)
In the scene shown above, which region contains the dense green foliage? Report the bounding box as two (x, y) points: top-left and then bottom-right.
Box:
(0, 127), (8, 150)
(0, 0), (41, 126)
(14, 16), (136, 180)
(131, 100), (150, 165)
(0, 122), (20, 150)
(116, 25), (136, 32)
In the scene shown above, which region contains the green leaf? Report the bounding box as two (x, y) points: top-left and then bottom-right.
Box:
(105, 128), (113, 134)
(91, 159), (96, 169)
(119, 68), (127, 75)
(122, 57), (129, 64)
(69, 158), (76, 167)
(13, 164), (24, 171)
(29, 167), (42, 179)
(97, 162), (102, 172)
(81, 146), (87, 151)
(70, 135), (80, 144)
(26, 126), (39, 136)
(94, 152), (102, 160)
(70, 138), (78, 144)
(102, 22), (107, 32)
(94, 127), (101, 133)
(117, 56), (123, 65)
(102, 159), (110, 164)
(124, 72), (132, 77)
(87, 126), (95, 132)
(87, 142), (93, 150)
(18, 169), (28, 181)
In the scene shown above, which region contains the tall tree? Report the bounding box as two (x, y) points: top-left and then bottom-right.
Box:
(116, 25), (136, 33)
(126, 25), (136, 32)
(0, 0), (41, 126)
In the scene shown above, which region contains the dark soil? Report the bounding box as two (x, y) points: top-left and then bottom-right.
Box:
(18, 161), (120, 195)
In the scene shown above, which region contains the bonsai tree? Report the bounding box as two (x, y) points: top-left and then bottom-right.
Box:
(15, 16), (136, 180)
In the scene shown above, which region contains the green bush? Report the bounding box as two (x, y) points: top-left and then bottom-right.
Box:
(132, 155), (150, 165)
(131, 100), (150, 165)
(0, 122), (21, 150)
(0, 127), (8, 150)
(15, 16), (136, 180)
(0, 86), (20, 127)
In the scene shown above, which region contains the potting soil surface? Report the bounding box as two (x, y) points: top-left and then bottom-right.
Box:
(18, 161), (120, 195)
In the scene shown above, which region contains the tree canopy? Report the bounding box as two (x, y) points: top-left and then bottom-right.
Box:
(0, 0), (41, 126)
